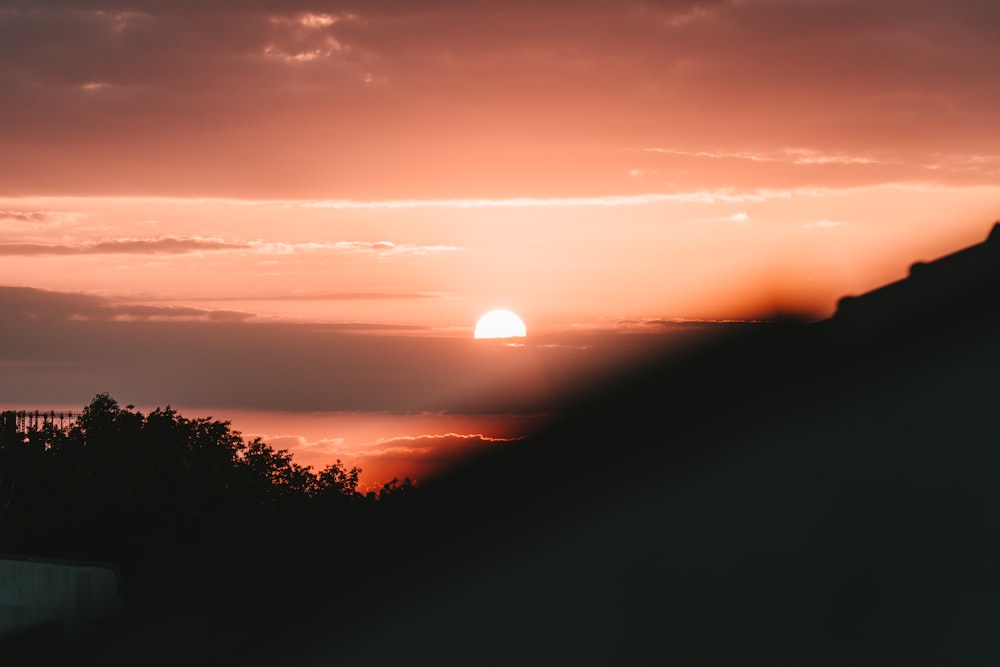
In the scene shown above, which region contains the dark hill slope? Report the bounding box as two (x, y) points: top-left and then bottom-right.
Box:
(297, 224), (1000, 666)
(29, 225), (1000, 666)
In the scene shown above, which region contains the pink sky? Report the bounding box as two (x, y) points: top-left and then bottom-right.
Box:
(2, 1), (999, 484)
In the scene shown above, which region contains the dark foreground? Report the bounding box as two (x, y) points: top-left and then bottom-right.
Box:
(12, 226), (1000, 665)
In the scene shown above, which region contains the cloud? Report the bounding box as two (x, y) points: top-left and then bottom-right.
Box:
(108, 304), (256, 322)
(241, 418), (539, 489)
(644, 148), (774, 163)
(802, 220), (846, 229)
(261, 12), (354, 63)
(0, 284), (706, 414)
(638, 145), (1000, 189)
(350, 432), (520, 484)
(712, 211), (749, 223)
(782, 149), (884, 166)
(0, 286), (254, 322)
(245, 239), (460, 255)
(0, 209), (57, 223)
(261, 434), (347, 453)
(195, 291), (444, 302)
(920, 153), (1000, 174)
(3, 1), (998, 196)
(370, 432), (517, 449)
(303, 190), (793, 209)
(334, 240), (397, 251)
(328, 240), (460, 255)
(0, 236), (243, 256)
(644, 147), (892, 167)
(0, 209), (85, 226)
(0, 235), (459, 257)
(269, 13), (353, 30)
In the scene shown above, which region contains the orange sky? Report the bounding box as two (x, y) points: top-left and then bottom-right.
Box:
(2, 1), (999, 485)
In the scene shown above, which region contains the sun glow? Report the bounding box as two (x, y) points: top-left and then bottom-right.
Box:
(474, 310), (527, 339)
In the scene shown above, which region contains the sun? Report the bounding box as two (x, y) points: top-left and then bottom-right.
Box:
(474, 310), (527, 339)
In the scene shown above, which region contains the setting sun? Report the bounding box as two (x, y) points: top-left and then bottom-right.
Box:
(474, 310), (527, 339)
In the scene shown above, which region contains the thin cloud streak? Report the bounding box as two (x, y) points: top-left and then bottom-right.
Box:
(0, 236), (460, 257)
(0, 209), (86, 227)
(644, 147), (892, 166)
(0, 190), (801, 211)
(802, 220), (846, 229)
(0, 210), (67, 223)
(0, 184), (977, 217)
(302, 190), (797, 209)
(326, 240), (460, 255)
(184, 291), (447, 302)
(372, 432), (519, 447)
(0, 236), (242, 256)
(247, 239), (460, 256)
(645, 147), (1000, 176)
(0, 285), (254, 322)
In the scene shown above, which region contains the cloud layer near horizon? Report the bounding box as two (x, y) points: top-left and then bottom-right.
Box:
(0, 285), (696, 413)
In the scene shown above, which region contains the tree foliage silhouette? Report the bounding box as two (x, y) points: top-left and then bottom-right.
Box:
(0, 394), (377, 591)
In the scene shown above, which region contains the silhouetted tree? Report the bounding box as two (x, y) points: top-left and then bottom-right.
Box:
(239, 437), (318, 504)
(0, 394), (391, 594)
(315, 459), (362, 503)
(378, 477), (416, 501)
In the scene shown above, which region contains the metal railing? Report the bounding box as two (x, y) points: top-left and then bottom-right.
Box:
(1, 411), (83, 432)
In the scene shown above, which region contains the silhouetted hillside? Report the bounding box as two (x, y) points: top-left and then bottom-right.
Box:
(17, 224), (1000, 666)
(833, 222), (1000, 334)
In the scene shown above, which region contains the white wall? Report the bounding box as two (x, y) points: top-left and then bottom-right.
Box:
(0, 555), (122, 639)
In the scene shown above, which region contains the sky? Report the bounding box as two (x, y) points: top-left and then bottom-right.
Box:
(2, 0), (999, 486)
